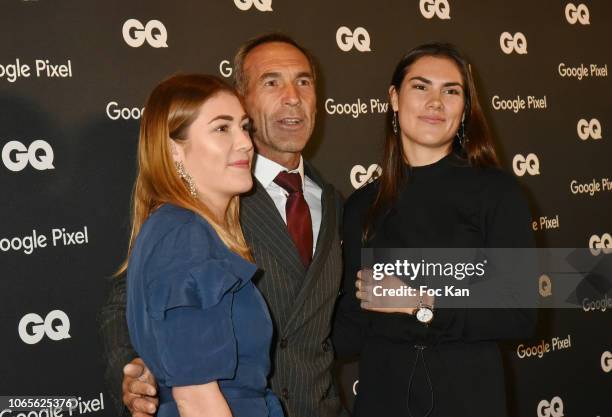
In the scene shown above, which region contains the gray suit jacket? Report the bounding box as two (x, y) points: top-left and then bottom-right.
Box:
(241, 163), (343, 417)
(98, 161), (343, 417)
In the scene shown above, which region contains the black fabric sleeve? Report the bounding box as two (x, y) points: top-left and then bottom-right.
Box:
(97, 276), (137, 417)
(332, 192), (369, 359)
(334, 189), (344, 233)
(461, 176), (538, 342)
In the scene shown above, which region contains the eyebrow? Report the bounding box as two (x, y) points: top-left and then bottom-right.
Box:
(208, 114), (250, 124)
(260, 71), (314, 80)
(409, 76), (463, 88)
(295, 71), (314, 79)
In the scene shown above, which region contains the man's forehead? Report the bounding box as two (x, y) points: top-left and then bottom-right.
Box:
(244, 42), (312, 78)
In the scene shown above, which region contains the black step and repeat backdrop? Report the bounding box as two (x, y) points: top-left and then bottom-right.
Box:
(1, 1), (611, 417)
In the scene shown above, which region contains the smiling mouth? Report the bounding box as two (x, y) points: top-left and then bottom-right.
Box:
(228, 160), (250, 168)
(418, 116), (446, 124)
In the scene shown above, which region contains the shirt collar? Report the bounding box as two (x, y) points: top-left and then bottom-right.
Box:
(253, 153), (305, 188)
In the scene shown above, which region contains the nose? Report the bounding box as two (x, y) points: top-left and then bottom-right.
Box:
(235, 127), (254, 153)
(426, 90), (443, 110)
(282, 83), (300, 106)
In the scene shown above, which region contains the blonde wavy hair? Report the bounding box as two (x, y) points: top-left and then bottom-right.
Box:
(117, 74), (253, 275)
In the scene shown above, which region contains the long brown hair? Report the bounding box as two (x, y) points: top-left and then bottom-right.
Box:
(117, 74), (252, 275)
(364, 42), (499, 241)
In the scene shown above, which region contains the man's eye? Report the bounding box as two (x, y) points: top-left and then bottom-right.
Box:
(445, 88), (461, 95)
(264, 80), (277, 87)
(297, 78), (311, 86)
(413, 84), (426, 90)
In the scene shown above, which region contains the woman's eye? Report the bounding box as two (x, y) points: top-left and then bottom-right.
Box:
(215, 125), (229, 132)
(241, 122), (252, 132)
(445, 88), (461, 95)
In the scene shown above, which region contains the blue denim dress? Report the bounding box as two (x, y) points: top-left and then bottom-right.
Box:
(127, 204), (283, 417)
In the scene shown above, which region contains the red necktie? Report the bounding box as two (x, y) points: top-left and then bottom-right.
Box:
(274, 171), (313, 268)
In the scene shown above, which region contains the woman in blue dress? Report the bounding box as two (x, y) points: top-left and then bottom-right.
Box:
(120, 74), (283, 417)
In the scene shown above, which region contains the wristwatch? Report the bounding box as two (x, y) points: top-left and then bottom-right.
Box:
(415, 300), (434, 324)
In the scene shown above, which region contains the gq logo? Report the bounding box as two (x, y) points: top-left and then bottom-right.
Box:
(219, 60), (233, 78)
(350, 164), (382, 189)
(537, 396), (564, 417)
(419, 0), (451, 20)
(499, 32), (528, 55)
(512, 153), (540, 176)
(589, 233), (612, 256)
(234, 0), (273, 11)
(18, 310), (71, 345)
(577, 118), (602, 140)
(2, 140), (55, 172)
(336, 27), (371, 52)
(122, 19), (168, 48)
(565, 3), (590, 25)
(602, 351), (612, 373)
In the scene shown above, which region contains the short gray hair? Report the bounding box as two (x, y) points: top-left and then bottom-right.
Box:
(233, 32), (317, 94)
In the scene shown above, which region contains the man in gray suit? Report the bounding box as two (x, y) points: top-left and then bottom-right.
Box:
(99, 33), (343, 417)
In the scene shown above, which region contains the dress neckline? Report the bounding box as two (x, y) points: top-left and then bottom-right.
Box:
(404, 151), (461, 178)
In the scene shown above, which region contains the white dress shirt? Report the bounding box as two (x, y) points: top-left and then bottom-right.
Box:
(253, 154), (322, 254)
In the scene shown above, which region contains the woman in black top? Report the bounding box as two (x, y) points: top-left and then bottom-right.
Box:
(333, 43), (536, 417)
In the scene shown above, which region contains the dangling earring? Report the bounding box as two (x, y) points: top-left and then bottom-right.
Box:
(174, 161), (197, 198)
(392, 111), (399, 135)
(456, 115), (467, 148)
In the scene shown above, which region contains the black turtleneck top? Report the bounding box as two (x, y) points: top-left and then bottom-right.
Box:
(333, 152), (536, 417)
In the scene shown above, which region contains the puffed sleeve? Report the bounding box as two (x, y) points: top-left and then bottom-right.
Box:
(144, 219), (256, 387)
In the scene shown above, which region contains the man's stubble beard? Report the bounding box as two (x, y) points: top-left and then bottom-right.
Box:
(252, 125), (312, 156)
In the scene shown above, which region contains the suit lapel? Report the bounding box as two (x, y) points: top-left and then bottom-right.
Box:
(241, 179), (305, 279)
(242, 165), (339, 336)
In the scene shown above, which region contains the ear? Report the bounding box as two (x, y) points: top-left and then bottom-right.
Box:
(389, 86), (399, 112)
(168, 138), (185, 163)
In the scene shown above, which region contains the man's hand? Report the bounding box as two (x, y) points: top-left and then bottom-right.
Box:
(122, 357), (159, 417)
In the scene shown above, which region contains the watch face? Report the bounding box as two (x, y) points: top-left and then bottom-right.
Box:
(417, 307), (433, 323)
